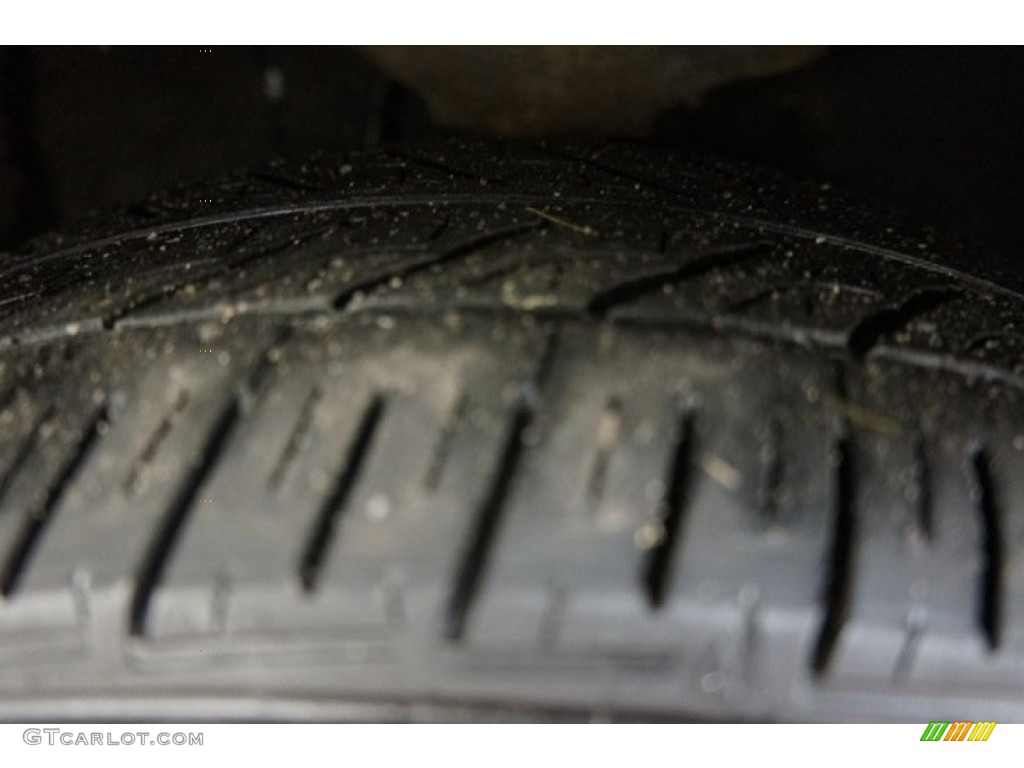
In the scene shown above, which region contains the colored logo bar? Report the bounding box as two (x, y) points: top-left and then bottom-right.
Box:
(920, 721), (997, 741)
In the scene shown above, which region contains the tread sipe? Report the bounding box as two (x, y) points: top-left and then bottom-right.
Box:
(0, 139), (1022, 722)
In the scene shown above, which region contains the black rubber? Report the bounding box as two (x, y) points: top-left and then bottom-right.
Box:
(1, 138), (1023, 722)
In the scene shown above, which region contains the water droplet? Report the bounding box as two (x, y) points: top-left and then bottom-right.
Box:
(701, 671), (725, 693)
(644, 479), (665, 502)
(633, 521), (665, 550)
(365, 494), (392, 521)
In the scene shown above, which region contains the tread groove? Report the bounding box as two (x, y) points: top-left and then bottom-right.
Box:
(248, 170), (324, 193)
(642, 404), (695, 609)
(811, 426), (856, 675)
(1, 404), (108, 597)
(911, 432), (934, 542)
(124, 390), (190, 495)
(892, 614), (924, 682)
(444, 331), (558, 641)
(0, 386), (18, 415)
(428, 214), (451, 242)
(444, 393), (534, 641)
(728, 282), (885, 314)
(759, 416), (784, 526)
(244, 326), (295, 398)
(128, 396), (240, 635)
(298, 394), (386, 592)
(332, 220), (542, 310)
(586, 241), (770, 317)
(102, 288), (176, 331)
(103, 227), (330, 329)
(390, 151), (490, 183)
(223, 224), (336, 272)
(529, 144), (704, 192)
(587, 396), (623, 501)
(268, 386), (323, 491)
(423, 392), (468, 491)
(847, 288), (961, 359)
(969, 446), (1003, 650)
(657, 225), (669, 254)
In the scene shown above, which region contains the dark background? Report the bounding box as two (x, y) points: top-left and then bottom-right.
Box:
(2, 46), (1022, 261)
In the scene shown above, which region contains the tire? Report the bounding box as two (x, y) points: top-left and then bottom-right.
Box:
(0, 138), (1022, 722)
